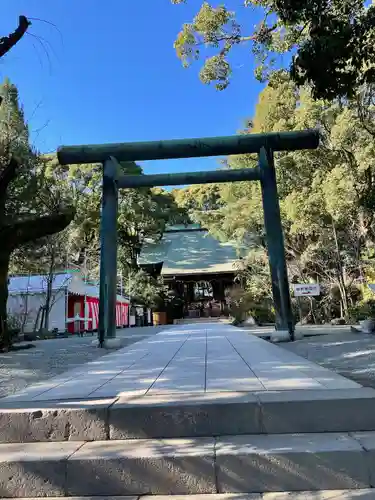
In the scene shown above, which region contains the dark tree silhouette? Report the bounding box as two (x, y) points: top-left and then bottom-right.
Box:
(0, 16), (31, 59)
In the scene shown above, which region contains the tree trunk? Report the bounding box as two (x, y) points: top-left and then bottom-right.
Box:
(43, 280), (53, 332)
(331, 220), (349, 318)
(33, 306), (43, 334)
(43, 258), (55, 332)
(0, 251), (11, 348)
(0, 211), (74, 345)
(20, 273), (31, 335)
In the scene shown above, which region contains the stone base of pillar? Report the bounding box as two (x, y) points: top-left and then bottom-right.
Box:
(294, 329), (304, 340)
(92, 337), (122, 349)
(102, 337), (122, 349)
(270, 330), (290, 343)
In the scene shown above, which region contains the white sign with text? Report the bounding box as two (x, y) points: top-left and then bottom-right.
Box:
(293, 284), (320, 297)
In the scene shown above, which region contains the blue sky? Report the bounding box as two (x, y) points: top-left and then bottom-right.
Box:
(2, 0), (266, 175)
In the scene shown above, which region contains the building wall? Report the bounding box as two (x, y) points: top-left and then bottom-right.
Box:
(7, 290), (66, 333)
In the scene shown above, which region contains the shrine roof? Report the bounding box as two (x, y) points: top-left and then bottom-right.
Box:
(139, 225), (240, 276)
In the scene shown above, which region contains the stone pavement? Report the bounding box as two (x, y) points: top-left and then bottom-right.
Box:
(1, 323), (360, 403)
(1, 324), (375, 498)
(0, 326), (164, 399)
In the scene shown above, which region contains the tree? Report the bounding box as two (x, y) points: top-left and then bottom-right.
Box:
(171, 183), (223, 220)
(171, 0), (374, 99)
(124, 268), (165, 307)
(187, 74), (375, 322)
(0, 16), (30, 59)
(0, 80), (74, 347)
(43, 155), (103, 272)
(45, 156), (188, 273)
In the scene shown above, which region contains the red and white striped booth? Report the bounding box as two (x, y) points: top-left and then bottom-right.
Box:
(83, 295), (129, 331)
(8, 272), (130, 334)
(68, 285), (129, 334)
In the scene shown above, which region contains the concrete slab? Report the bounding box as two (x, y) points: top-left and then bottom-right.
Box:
(0, 498), (139, 500)
(140, 494), (375, 500)
(0, 324), (364, 419)
(3, 386), (375, 443)
(262, 492), (375, 500)
(142, 496), (262, 500)
(66, 438), (216, 496)
(258, 388), (375, 433)
(109, 392), (261, 439)
(351, 432), (375, 487)
(7, 492), (373, 500)
(216, 433), (370, 492)
(0, 441), (83, 497)
(0, 398), (116, 443)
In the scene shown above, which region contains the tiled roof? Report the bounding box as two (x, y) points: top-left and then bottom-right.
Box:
(139, 229), (240, 276)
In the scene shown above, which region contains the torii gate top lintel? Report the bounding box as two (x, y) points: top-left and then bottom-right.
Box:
(57, 129), (319, 165)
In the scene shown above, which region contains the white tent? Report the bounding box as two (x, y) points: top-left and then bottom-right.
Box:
(8, 272), (129, 333)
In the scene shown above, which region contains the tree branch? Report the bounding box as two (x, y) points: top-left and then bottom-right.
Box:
(0, 16), (31, 59)
(0, 208), (75, 251)
(0, 157), (19, 220)
(0, 157), (18, 197)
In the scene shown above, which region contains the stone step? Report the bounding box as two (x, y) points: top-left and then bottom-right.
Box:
(2, 388), (375, 443)
(0, 432), (374, 497)
(1, 494), (375, 500)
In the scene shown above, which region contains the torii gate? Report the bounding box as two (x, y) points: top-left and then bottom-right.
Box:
(58, 129), (319, 347)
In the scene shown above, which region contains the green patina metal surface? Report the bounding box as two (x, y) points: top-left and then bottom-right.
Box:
(259, 147), (294, 339)
(57, 129), (319, 165)
(118, 167), (260, 189)
(98, 158), (119, 345)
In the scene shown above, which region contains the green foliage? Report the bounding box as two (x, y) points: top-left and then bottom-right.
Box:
(173, 2), (238, 90)
(36, 156), (187, 279)
(123, 268), (183, 320)
(348, 300), (375, 322)
(226, 285), (275, 324)
(0, 79), (74, 347)
(179, 75), (375, 323)
(171, 0), (375, 99)
(15, 158), (189, 320)
(171, 183), (223, 223)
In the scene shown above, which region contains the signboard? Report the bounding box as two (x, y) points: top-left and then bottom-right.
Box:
(293, 284), (320, 297)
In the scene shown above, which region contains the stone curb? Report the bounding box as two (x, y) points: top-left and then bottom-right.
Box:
(1, 388), (375, 443)
(0, 433), (374, 497)
(0, 398), (116, 443)
(1, 493), (375, 500)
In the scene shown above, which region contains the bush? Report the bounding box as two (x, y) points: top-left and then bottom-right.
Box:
(7, 313), (22, 336)
(348, 300), (375, 323)
(250, 304), (275, 325)
(227, 286), (275, 325)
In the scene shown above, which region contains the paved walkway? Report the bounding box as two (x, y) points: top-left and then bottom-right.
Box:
(1, 323), (360, 403)
(0, 326), (163, 398)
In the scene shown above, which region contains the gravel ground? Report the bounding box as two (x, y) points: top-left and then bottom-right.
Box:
(280, 331), (375, 389)
(0, 326), (164, 398)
